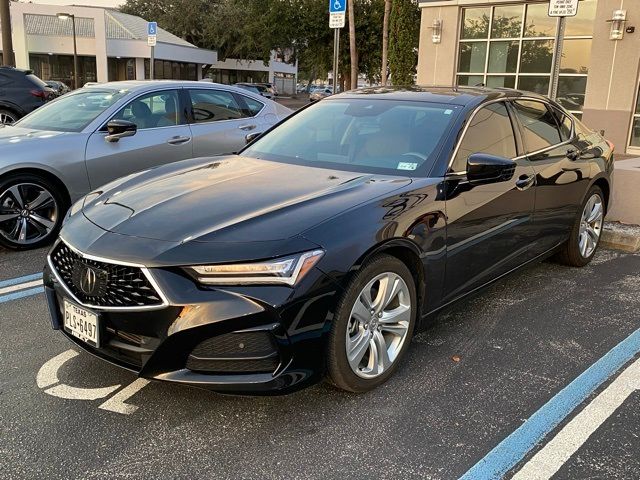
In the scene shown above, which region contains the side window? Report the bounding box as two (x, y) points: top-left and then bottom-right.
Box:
(512, 100), (562, 152)
(452, 102), (517, 172)
(188, 89), (243, 123)
(238, 95), (265, 117)
(553, 108), (574, 141)
(112, 90), (181, 130)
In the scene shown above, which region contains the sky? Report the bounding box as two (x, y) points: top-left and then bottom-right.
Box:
(17, 0), (124, 7)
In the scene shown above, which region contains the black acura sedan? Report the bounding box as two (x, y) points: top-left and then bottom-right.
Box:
(44, 87), (613, 394)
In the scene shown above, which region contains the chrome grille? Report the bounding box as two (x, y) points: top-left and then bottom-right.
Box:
(49, 241), (163, 308)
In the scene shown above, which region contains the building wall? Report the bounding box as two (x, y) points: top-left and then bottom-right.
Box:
(417, 0), (640, 153)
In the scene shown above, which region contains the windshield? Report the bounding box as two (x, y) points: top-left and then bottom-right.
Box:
(243, 98), (459, 176)
(15, 89), (129, 132)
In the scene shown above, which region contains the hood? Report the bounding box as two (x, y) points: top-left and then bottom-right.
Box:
(81, 155), (411, 244)
(0, 125), (75, 146)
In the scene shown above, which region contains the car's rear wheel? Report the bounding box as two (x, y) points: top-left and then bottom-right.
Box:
(0, 109), (18, 125)
(0, 174), (66, 250)
(556, 185), (605, 267)
(327, 254), (417, 392)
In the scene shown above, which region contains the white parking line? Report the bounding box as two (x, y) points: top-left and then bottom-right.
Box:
(0, 279), (42, 295)
(512, 356), (640, 479)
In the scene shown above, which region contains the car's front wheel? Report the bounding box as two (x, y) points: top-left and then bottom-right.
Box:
(557, 185), (605, 267)
(327, 254), (417, 392)
(0, 174), (66, 250)
(0, 109), (19, 125)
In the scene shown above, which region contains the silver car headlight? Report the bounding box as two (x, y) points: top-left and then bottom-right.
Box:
(186, 250), (324, 286)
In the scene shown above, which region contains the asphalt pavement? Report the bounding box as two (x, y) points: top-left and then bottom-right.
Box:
(1, 245), (639, 479)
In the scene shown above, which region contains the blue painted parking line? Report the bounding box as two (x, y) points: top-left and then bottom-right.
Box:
(0, 272), (43, 288)
(0, 286), (44, 304)
(460, 327), (640, 480)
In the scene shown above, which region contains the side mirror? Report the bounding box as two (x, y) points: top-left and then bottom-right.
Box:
(105, 120), (137, 143)
(466, 153), (516, 185)
(245, 132), (262, 144)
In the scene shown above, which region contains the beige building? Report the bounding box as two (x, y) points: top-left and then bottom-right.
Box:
(417, 0), (640, 155)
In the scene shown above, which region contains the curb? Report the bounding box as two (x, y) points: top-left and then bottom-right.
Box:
(601, 222), (640, 253)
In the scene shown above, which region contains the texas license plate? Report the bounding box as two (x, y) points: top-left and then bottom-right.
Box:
(63, 300), (100, 347)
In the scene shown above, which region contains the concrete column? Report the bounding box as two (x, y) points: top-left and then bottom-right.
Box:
(12, 11), (28, 68)
(582, 0), (640, 152)
(93, 10), (108, 83)
(417, 5), (459, 86)
(135, 57), (145, 79)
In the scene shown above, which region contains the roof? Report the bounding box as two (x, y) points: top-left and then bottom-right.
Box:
(104, 10), (194, 47)
(333, 86), (545, 106)
(12, 9), (195, 48)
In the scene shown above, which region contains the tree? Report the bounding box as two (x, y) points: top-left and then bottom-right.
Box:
(381, 0), (391, 85)
(347, 0), (358, 89)
(388, 0), (419, 85)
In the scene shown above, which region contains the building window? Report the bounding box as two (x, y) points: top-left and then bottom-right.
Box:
(456, 0), (597, 116)
(29, 54), (97, 88)
(144, 59), (198, 80)
(108, 58), (136, 81)
(630, 83), (640, 149)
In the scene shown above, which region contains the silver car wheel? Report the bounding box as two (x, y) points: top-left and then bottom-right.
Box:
(346, 272), (412, 379)
(0, 183), (59, 245)
(0, 112), (17, 125)
(578, 193), (603, 258)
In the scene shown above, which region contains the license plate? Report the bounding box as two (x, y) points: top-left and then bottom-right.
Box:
(63, 300), (100, 347)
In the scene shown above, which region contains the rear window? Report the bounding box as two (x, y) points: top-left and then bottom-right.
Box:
(26, 74), (48, 88)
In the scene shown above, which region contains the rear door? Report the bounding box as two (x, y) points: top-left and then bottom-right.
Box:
(186, 88), (265, 157)
(84, 89), (193, 188)
(510, 100), (591, 255)
(443, 101), (537, 302)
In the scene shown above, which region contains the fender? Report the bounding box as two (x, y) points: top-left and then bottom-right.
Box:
(0, 100), (26, 117)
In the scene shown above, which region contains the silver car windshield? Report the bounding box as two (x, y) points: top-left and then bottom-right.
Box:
(244, 98), (459, 176)
(15, 89), (129, 133)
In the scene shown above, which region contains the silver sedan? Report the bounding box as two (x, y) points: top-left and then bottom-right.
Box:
(0, 80), (291, 249)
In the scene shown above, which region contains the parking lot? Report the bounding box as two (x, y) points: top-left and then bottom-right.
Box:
(1, 244), (638, 479)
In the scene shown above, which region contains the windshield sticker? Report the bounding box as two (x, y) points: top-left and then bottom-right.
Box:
(444, 109), (453, 115)
(398, 162), (418, 171)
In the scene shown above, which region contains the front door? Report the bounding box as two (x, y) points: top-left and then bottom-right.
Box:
(84, 89), (193, 189)
(443, 101), (536, 302)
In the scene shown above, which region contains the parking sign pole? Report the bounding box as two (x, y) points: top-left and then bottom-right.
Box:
(332, 28), (340, 94)
(150, 46), (155, 80)
(549, 16), (566, 100)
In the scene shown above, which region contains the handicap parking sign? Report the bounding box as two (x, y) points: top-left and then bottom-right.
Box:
(330, 0), (346, 14)
(147, 22), (158, 36)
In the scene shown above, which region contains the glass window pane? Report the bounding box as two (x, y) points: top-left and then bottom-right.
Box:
(113, 90), (181, 129)
(560, 39), (591, 74)
(241, 95), (265, 116)
(453, 102), (517, 171)
(512, 100), (562, 152)
(524, 3), (557, 37)
(630, 118), (640, 147)
(462, 8), (490, 39)
(491, 5), (523, 38)
(486, 76), (516, 88)
(457, 75), (484, 86)
(565, 0), (597, 36)
(520, 40), (554, 73)
(458, 42), (487, 73)
(557, 77), (587, 111)
(636, 87), (640, 114)
(488, 41), (519, 73)
(518, 76), (550, 95)
(189, 89), (244, 122)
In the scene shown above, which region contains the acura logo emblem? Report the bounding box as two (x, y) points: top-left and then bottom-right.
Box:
(80, 267), (98, 295)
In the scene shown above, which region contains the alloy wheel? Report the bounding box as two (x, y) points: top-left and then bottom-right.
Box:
(0, 183), (59, 246)
(578, 193), (603, 258)
(0, 112), (17, 125)
(346, 272), (412, 379)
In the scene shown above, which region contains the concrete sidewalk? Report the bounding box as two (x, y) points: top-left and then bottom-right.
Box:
(602, 157), (640, 252)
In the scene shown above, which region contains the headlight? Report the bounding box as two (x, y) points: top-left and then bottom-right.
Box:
(187, 250), (324, 286)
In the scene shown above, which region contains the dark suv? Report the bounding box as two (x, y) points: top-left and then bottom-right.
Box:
(0, 67), (55, 125)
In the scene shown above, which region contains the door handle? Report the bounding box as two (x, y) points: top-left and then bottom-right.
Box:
(167, 136), (191, 145)
(238, 124), (257, 131)
(515, 174), (535, 191)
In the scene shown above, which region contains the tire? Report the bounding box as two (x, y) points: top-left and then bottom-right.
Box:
(0, 108), (19, 125)
(556, 185), (605, 267)
(327, 254), (417, 393)
(0, 174), (67, 250)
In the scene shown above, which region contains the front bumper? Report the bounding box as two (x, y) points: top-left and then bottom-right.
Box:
(44, 256), (341, 395)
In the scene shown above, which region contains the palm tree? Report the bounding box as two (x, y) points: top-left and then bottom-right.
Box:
(381, 0), (392, 86)
(348, 0), (358, 89)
